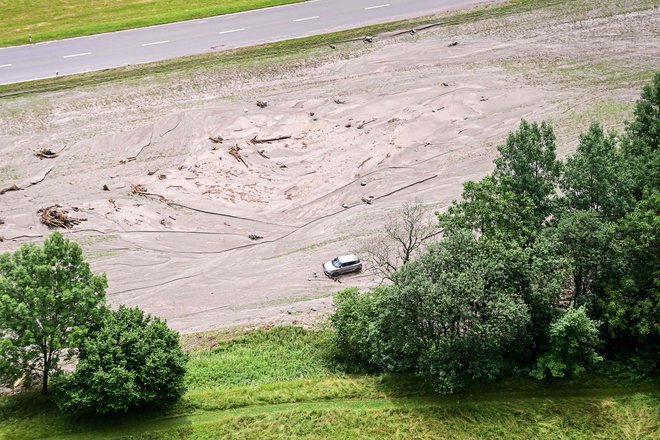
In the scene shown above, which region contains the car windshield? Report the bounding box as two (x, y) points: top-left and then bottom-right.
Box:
(331, 258), (342, 268)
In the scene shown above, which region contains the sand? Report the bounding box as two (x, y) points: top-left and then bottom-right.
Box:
(1, 0), (658, 332)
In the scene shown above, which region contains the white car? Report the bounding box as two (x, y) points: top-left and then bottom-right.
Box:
(323, 254), (363, 278)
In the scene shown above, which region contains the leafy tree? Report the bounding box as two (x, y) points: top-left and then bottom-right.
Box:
(0, 232), (107, 394)
(438, 176), (538, 243)
(561, 123), (634, 219)
(549, 210), (620, 309)
(494, 119), (562, 228)
(53, 306), (187, 414)
(531, 306), (602, 379)
(599, 191), (659, 357)
(622, 72), (660, 199)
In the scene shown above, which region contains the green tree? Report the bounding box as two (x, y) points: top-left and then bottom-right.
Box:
(53, 305), (187, 414)
(494, 119), (562, 227)
(0, 232), (107, 394)
(550, 210), (620, 309)
(531, 306), (602, 379)
(622, 72), (660, 199)
(561, 123), (634, 219)
(599, 191), (659, 356)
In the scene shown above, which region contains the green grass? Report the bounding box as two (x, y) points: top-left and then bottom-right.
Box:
(0, 326), (658, 440)
(0, 0), (306, 48)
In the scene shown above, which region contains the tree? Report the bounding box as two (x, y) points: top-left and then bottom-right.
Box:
(622, 72), (660, 199)
(561, 123), (634, 220)
(494, 119), (562, 227)
(0, 232), (107, 394)
(53, 306), (187, 414)
(531, 306), (602, 379)
(363, 200), (438, 281)
(550, 210), (620, 309)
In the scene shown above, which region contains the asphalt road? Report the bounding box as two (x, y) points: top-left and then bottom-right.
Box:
(0, 0), (491, 85)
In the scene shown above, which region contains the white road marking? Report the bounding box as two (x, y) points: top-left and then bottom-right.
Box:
(0, 63), (12, 68)
(292, 16), (319, 22)
(365, 4), (390, 10)
(62, 52), (91, 58)
(218, 28), (246, 35)
(141, 40), (170, 47)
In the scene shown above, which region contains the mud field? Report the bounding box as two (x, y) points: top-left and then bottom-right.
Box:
(1, 0), (658, 332)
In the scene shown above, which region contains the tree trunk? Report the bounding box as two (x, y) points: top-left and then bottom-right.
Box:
(42, 367), (49, 394)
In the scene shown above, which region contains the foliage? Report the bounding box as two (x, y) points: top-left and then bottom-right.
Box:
(53, 306), (187, 414)
(561, 123), (634, 219)
(531, 306), (603, 379)
(0, 232), (107, 394)
(622, 72), (660, 199)
(493, 119), (562, 229)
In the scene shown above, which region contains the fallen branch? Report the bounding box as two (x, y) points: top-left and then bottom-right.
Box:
(257, 149), (270, 159)
(39, 205), (86, 229)
(229, 145), (248, 167)
(250, 135), (291, 144)
(209, 136), (224, 144)
(357, 119), (377, 129)
(0, 184), (20, 195)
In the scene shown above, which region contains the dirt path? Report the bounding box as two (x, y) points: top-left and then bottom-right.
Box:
(0, 0), (658, 332)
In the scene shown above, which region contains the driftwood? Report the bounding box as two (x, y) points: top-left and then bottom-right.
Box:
(34, 148), (58, 159)
(334, 98), (346, 104)
(131, 183), (147, 194)
(250, 135), (291, 144)
(256, 101), (268, 108)
(357, 119), (377, 129)
(209, 136), (224, 143)
(0, 184), (20, 195)
(257, 149), (270, 159)
(229, 145), (248, 167)
(39, 205), (85, 228)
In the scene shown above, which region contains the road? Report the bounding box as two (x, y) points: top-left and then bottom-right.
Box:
(0, 0), (492, 85)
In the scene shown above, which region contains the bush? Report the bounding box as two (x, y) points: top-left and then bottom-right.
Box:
(531, 306), (603, 379)
(53, 306), (187, 414)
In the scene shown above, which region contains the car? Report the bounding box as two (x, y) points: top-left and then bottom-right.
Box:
(323, 254), (363, 278)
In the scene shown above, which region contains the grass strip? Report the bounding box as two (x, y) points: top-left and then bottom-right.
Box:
(0, 0), (306, 48)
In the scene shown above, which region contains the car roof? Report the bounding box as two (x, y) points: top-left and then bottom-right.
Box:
(337, 254), (359, 263)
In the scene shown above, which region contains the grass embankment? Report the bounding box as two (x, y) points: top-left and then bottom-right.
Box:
(0, 327), (657, 439)
(0, 0), (306, 48)
(0, 0), (567, 97)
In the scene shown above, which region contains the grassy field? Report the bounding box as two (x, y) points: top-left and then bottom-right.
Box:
(0, 327), (657, 440)
(0, 0), (306, 48)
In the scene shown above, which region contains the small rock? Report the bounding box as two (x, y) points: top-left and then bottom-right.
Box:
(448, 40), (458, 47)
(360, 181), (367, 186)
(102, 184), (109, 191)
(329, 44), (336, 49)
(342, 203), (349, 209)
(311, 307), (317, 312)
(243, 108), (248, 113)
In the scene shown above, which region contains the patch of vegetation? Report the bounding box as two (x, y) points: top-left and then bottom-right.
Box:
(0, 0), (306, 47)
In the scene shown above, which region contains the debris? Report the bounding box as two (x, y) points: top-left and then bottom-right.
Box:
(345, 123), (352, 128)
(160, 219), (168, 226)
(243, 109), (249, 113)
(257, 149), (270, 159)
(39, 205), (86, 228)
(410, 28), (417, 35)
(360, 181), (367, 186)
(480, 96), (489, 102)
(334, 98), (346, 104)
(448, 40), (458, 47)
(329, 44), (336, 49)
(256, 100), (268, 108)
(250, 135), (291, 144)
(147, 169), (158, 175)
(357, 119), (377, 129)
(279, 164), (288, 169)
(131, 183), (148, 194)
(34, 148), (58, 159)
(313, 272), (318, 278)
(229, 145), (248, 167)
(309, 112), (315, 117)
(120, 157), (137, 164)
(209, 136), (224, 143)
(158, 173), (167, 180)
(102, 184), (110, 191)
(311, 307), (317, 312)
(361, 197), (373, 205)
(0, 218), (4, 225)
(0, 184), (20, 195)
(108, 199), (119, 211)
(249, 234), (264, 240)
(342, 203), (349, 209)
(441, 82), (449, 87)
(364, 36), (373, 43)
(0, 236), (4, 242)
